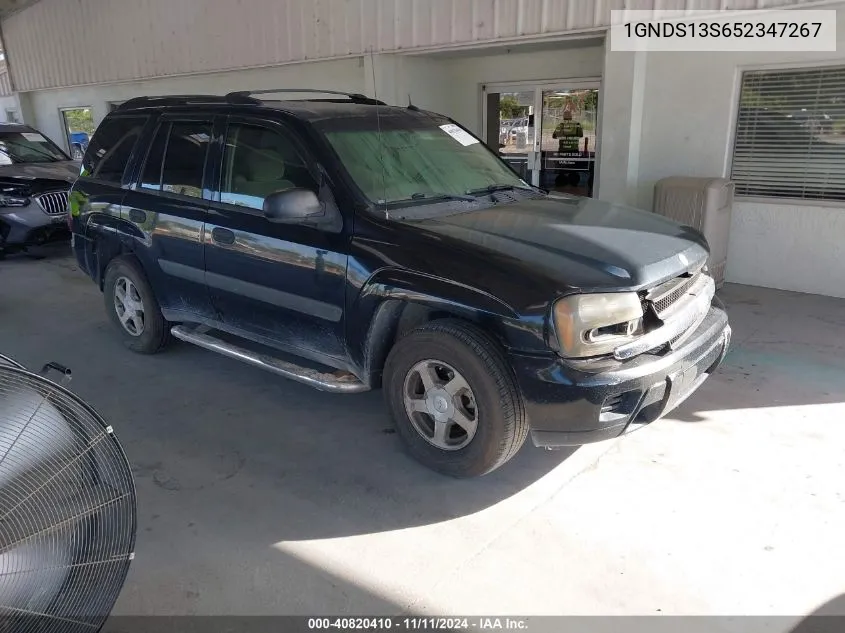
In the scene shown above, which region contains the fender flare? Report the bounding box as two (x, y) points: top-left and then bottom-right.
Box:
(351, 268), (520, 386)
(86, 215), (147, 290)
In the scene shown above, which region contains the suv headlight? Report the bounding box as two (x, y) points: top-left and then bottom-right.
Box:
(0, 193), (30, 207)
(553, 292), (644, 358)
(0, 185), (31, 208)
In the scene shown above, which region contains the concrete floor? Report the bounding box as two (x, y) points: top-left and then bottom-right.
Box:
(1, 247), (844, 628)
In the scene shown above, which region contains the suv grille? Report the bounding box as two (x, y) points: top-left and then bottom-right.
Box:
(646, 271), (702, 319)
(35, 191), (69, 216)
(616, 270), (715, 360)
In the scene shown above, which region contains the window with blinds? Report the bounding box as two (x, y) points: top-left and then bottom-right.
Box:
(731, 66), (845, 201)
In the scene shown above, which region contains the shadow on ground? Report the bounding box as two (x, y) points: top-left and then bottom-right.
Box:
(4, 249), (845, 617)
(1, 248), (577, 543)
(667, 284), (845, 423)
(788, 593), (845, 633)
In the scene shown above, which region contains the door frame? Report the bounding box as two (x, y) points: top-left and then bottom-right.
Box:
(481, 78), (601, 188)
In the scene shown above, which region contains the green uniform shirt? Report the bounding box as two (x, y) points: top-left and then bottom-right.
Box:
(552, 120), (584, 153)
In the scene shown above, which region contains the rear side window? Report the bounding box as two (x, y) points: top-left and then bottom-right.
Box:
(139, 120), (212, 199)
(82, 116), (146, 183)
(140, 123), (169, 191)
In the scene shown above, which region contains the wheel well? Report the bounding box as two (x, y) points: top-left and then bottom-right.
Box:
(366, 301), (500, 389)
(394, 303), (460, 342)
(97, 245), (139, 291)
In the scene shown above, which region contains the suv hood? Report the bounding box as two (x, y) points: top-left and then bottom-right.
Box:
(0, 160), (80, 183)
(402, 195), (709, 297)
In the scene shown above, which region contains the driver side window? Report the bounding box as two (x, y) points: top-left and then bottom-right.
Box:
(220, 122), (315, 212)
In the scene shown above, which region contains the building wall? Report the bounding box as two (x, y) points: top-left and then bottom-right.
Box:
(8, 2), (844, 298)
(0, 67), (12, 96)
(22, 40), (604, 151)
(22, 58), (366, 152)
(440, 42), (605, 137)
(361, 43), (605, 137)
(0, 94), (20, 122)
(1, 0), (821, 92)
(600, 4), (845, 298)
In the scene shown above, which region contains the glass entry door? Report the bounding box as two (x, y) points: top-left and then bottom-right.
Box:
(483, 82), (599, 197)
(538, 88), (598, 197)
(483, 89), (536, 184)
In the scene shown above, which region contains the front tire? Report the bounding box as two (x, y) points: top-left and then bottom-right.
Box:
(103, 257), (170, 354)
(383, 320), (528, 478)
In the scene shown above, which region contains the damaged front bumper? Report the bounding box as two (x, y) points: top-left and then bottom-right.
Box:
(509, 298), (731, 447)
(0, 200), (70, 250)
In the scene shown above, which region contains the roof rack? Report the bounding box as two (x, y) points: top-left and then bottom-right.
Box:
(226, 89), (386, 106)
(116, 94), (260, 111)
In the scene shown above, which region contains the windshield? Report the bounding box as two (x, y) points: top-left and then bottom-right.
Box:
(319, 115), (527, 205)
(0, 131), (69, 164)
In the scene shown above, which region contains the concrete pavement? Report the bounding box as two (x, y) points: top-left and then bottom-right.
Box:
(1, 248), (843, 626)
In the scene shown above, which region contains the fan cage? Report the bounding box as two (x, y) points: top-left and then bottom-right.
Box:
(0, 363), (137, 633)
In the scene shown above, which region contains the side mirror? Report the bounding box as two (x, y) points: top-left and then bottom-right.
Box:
(262, 188), (324, 224)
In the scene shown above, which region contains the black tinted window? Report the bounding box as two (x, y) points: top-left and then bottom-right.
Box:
(139, 120), (211, 198)
(83, 116), (146, 183)
(140, 123), (169, 191)
(161, 121), (211, 199)
(220, 122), (314, 211)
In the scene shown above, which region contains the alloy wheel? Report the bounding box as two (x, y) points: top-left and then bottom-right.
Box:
(402, 359), (478, 451)
(113, 276), (145, 337)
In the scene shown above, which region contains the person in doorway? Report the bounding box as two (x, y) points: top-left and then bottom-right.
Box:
(552, 110), (583, 154)
(552, 108), (585, 194)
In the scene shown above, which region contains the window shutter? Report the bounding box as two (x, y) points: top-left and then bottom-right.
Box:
(731, 66), (845, 201)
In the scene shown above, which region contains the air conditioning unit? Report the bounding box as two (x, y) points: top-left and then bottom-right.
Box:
(653, 177), (734, 288)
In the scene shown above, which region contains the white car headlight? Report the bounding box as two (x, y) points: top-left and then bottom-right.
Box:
(553, 292), (644, 358)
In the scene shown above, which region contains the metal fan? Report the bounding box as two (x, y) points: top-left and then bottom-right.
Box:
(0, 354), (137, 633)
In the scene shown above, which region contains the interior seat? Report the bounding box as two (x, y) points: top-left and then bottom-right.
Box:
(234, 146), (296, 200)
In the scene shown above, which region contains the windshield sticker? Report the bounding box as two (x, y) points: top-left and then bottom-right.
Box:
(22, 132), (46, 142)
(439, 124), (479, 147)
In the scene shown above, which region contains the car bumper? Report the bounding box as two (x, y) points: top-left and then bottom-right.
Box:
(0, 202), (69, 248)
(508, 299), (731, 448)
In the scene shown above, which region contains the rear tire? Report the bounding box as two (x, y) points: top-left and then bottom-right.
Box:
(383, 319), (528, 478)
(103, 257), (170, 354)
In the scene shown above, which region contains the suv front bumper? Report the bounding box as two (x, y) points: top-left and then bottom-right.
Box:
(0, 201), (69, 250)
(509, 299), (731, 448)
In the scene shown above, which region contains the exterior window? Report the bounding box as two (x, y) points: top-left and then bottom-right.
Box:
(219, 122), (314, 211)
(4, 109), (19, 123)
(0, 128), (67, 166)
(83, 116), (146, 183)
(731, 66), (845, 201)
(140, 123), (170, 191)
(60, 107), (95, 160)
(140, 120), (211, 199)
(321, 120), (523, 204)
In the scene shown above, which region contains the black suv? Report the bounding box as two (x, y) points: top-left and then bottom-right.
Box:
(69, 90), (731, 478)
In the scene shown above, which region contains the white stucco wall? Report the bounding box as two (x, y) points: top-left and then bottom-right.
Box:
(601, 5), (845, 298)
(0, 95), (22, 123)
(22, 58), (367, 153)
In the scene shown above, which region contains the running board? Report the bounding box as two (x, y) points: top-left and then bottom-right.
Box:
(170, 325), (369, 394)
